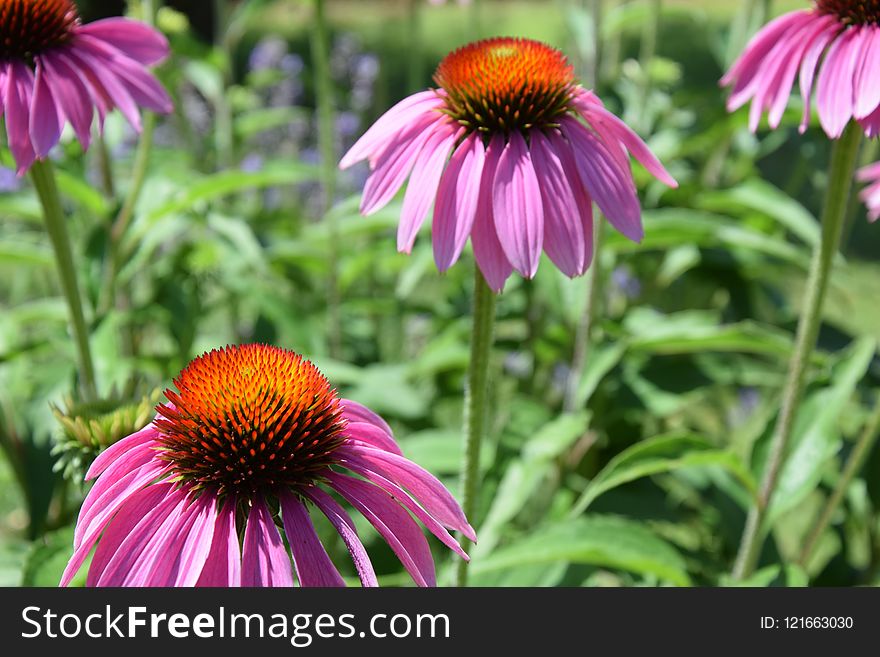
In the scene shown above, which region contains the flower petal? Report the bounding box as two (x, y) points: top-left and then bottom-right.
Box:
(241, 496), (294, 587)
(345, 421), (403, 456)
(196, 497), (241, 587)
(492, 130), (544, 278)
(76, 18), (170, 66)
(816, 25), (860, 138)
(326, 472), (436, 587)
(280, 491), (346, 587)
(471, 134), (513, 292)
(433, 134), (485, 271)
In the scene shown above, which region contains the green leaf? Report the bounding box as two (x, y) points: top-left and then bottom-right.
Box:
(54, 168), (110, 216)
(522, 411), (590, 461)
(573, 342), (627, 410)
(144, 161), (319, 222)
(767, 337), (877, 524)
(22, 526), (77, 587)
(472, 515), (692, 586)
(571, 432), (757, 515)
(0, 241), (52, 267)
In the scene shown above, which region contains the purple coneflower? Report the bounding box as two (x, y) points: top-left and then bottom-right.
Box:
(722, 0), (880, 137)
(0, 0), (172, 174)
(858, 160), (880, 221)
(340, 37), (677, 291)
(61, 344), (473, 587)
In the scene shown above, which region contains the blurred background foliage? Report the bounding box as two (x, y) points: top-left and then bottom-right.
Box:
(2, 0), (880, 587)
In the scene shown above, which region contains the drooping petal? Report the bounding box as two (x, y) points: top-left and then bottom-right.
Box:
(341, 458), (469, 560)
(853, 25), (880, 120)
(90, 483), (184, 586)
(171, 494), (218, 586)
(6, 62), (36, 174)
(360, 114), (450, 215)
(816, 26), (861, 138)
(280, 491), (345, 587)
(62, 45), (142, 132)
(471, 133), (513, 292)
(337, 443), (475, 540)
(304, 487), (378, 588)
(326, 472), (436, 587)
(561, 117), (642, 242)
(341, 399), (394, 436)
(433, 134), (486, 271)
(29, 60), (64, 158)
(574, 102), (677, 187)
(530, 130), (587, 277)
(86, 423), (160, 480)
(397, 122), (459, 252)
(340, 90), (446, 169)
(798, 21), (843, 133)
(550, 130), (596, 272)
(39, 52), (95, 150)
(492, 130), (544, 278)
(241, 496), (294, 587)
(76, 18), (170, 66)
(196, 497), (241, 587)
(344, 421), (404, 456)
(60, 481), (172, 587)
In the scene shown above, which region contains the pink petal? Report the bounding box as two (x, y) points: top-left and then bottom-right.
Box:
(345, 421), (403, 456)
(799, 21), (844, 133)
(551, 130), (596, 272)
(341, 459), (469, 561)
(433, 134), (486, 271)
(29, 60), (63, 158)
(5, 62), (36, 174)
(341, 399), (394, 436)
(304, 487), (378, 587)
(75, 18), (170, 66)
(340, 90), (445, 169)
(86, 423), (160, 480)
(171, 495), (218, 586)
(62, 45), (142, 132)
(817, 26), (861, 138)
(360, 114), (450, 215)
(853, 25), (880, 119)
(397, 123), (458, 253)
(326, 472), (436, 587)
(39, 52), (95, 150)
(280, 491), (345, 587)
(337, 443), (474, 539)
(61, 481), (171, 587)
(117, 494), (194, 586)
(91, 483), (183, 586)
(241, 496), (294, 587)
(492, 131), (544, 278)
(196, 497), (241, 587)
(472, 134), (513, 292)
(530, 130), (587, 277)
(575, 102), (677, 187)
(561, 117), (642, 242)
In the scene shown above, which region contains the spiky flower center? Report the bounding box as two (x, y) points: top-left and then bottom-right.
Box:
(0, 0), (78, 60)
(155, 345), (346, 498)
(816, 0), (880, 24)
(434, 37), (576, 135)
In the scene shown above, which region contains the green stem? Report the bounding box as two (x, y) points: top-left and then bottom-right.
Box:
(455, 268), (497, 587)
(312, 0), (342, 358)
(563, 218), (606, 413)
(95, 135), (116, 199)
(732, 121), (863, 580)
(30, 160), (97, 401)
(99, 111), (156, 314)
(798, 391), (880, 569)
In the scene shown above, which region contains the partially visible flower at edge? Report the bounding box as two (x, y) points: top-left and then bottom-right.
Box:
(0, 0), (173, 174)
(61, 344), (474, 587)
(858, 160), (880, 222)
(721, 0), (880, 138)
(339, 37), (677, 292)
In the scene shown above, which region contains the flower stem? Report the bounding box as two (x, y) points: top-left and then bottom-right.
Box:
(798, 390), (880, 569)
(564, 218), (606, 413)
(637, 0), (661, 131)
(30, 159), (97, 401)
(455, 268), (497, 587)
(732, 121), (863, 580)
(312, 0), (342, 358)
(99, 111), (156, 314)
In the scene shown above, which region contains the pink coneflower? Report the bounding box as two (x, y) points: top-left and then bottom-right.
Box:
(60, 344), (473, 587)
(858, 161), (880, 221)
(722, 1), (880, 138)
(339, 37), (677, 292)
(0, 0), (172, 174)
